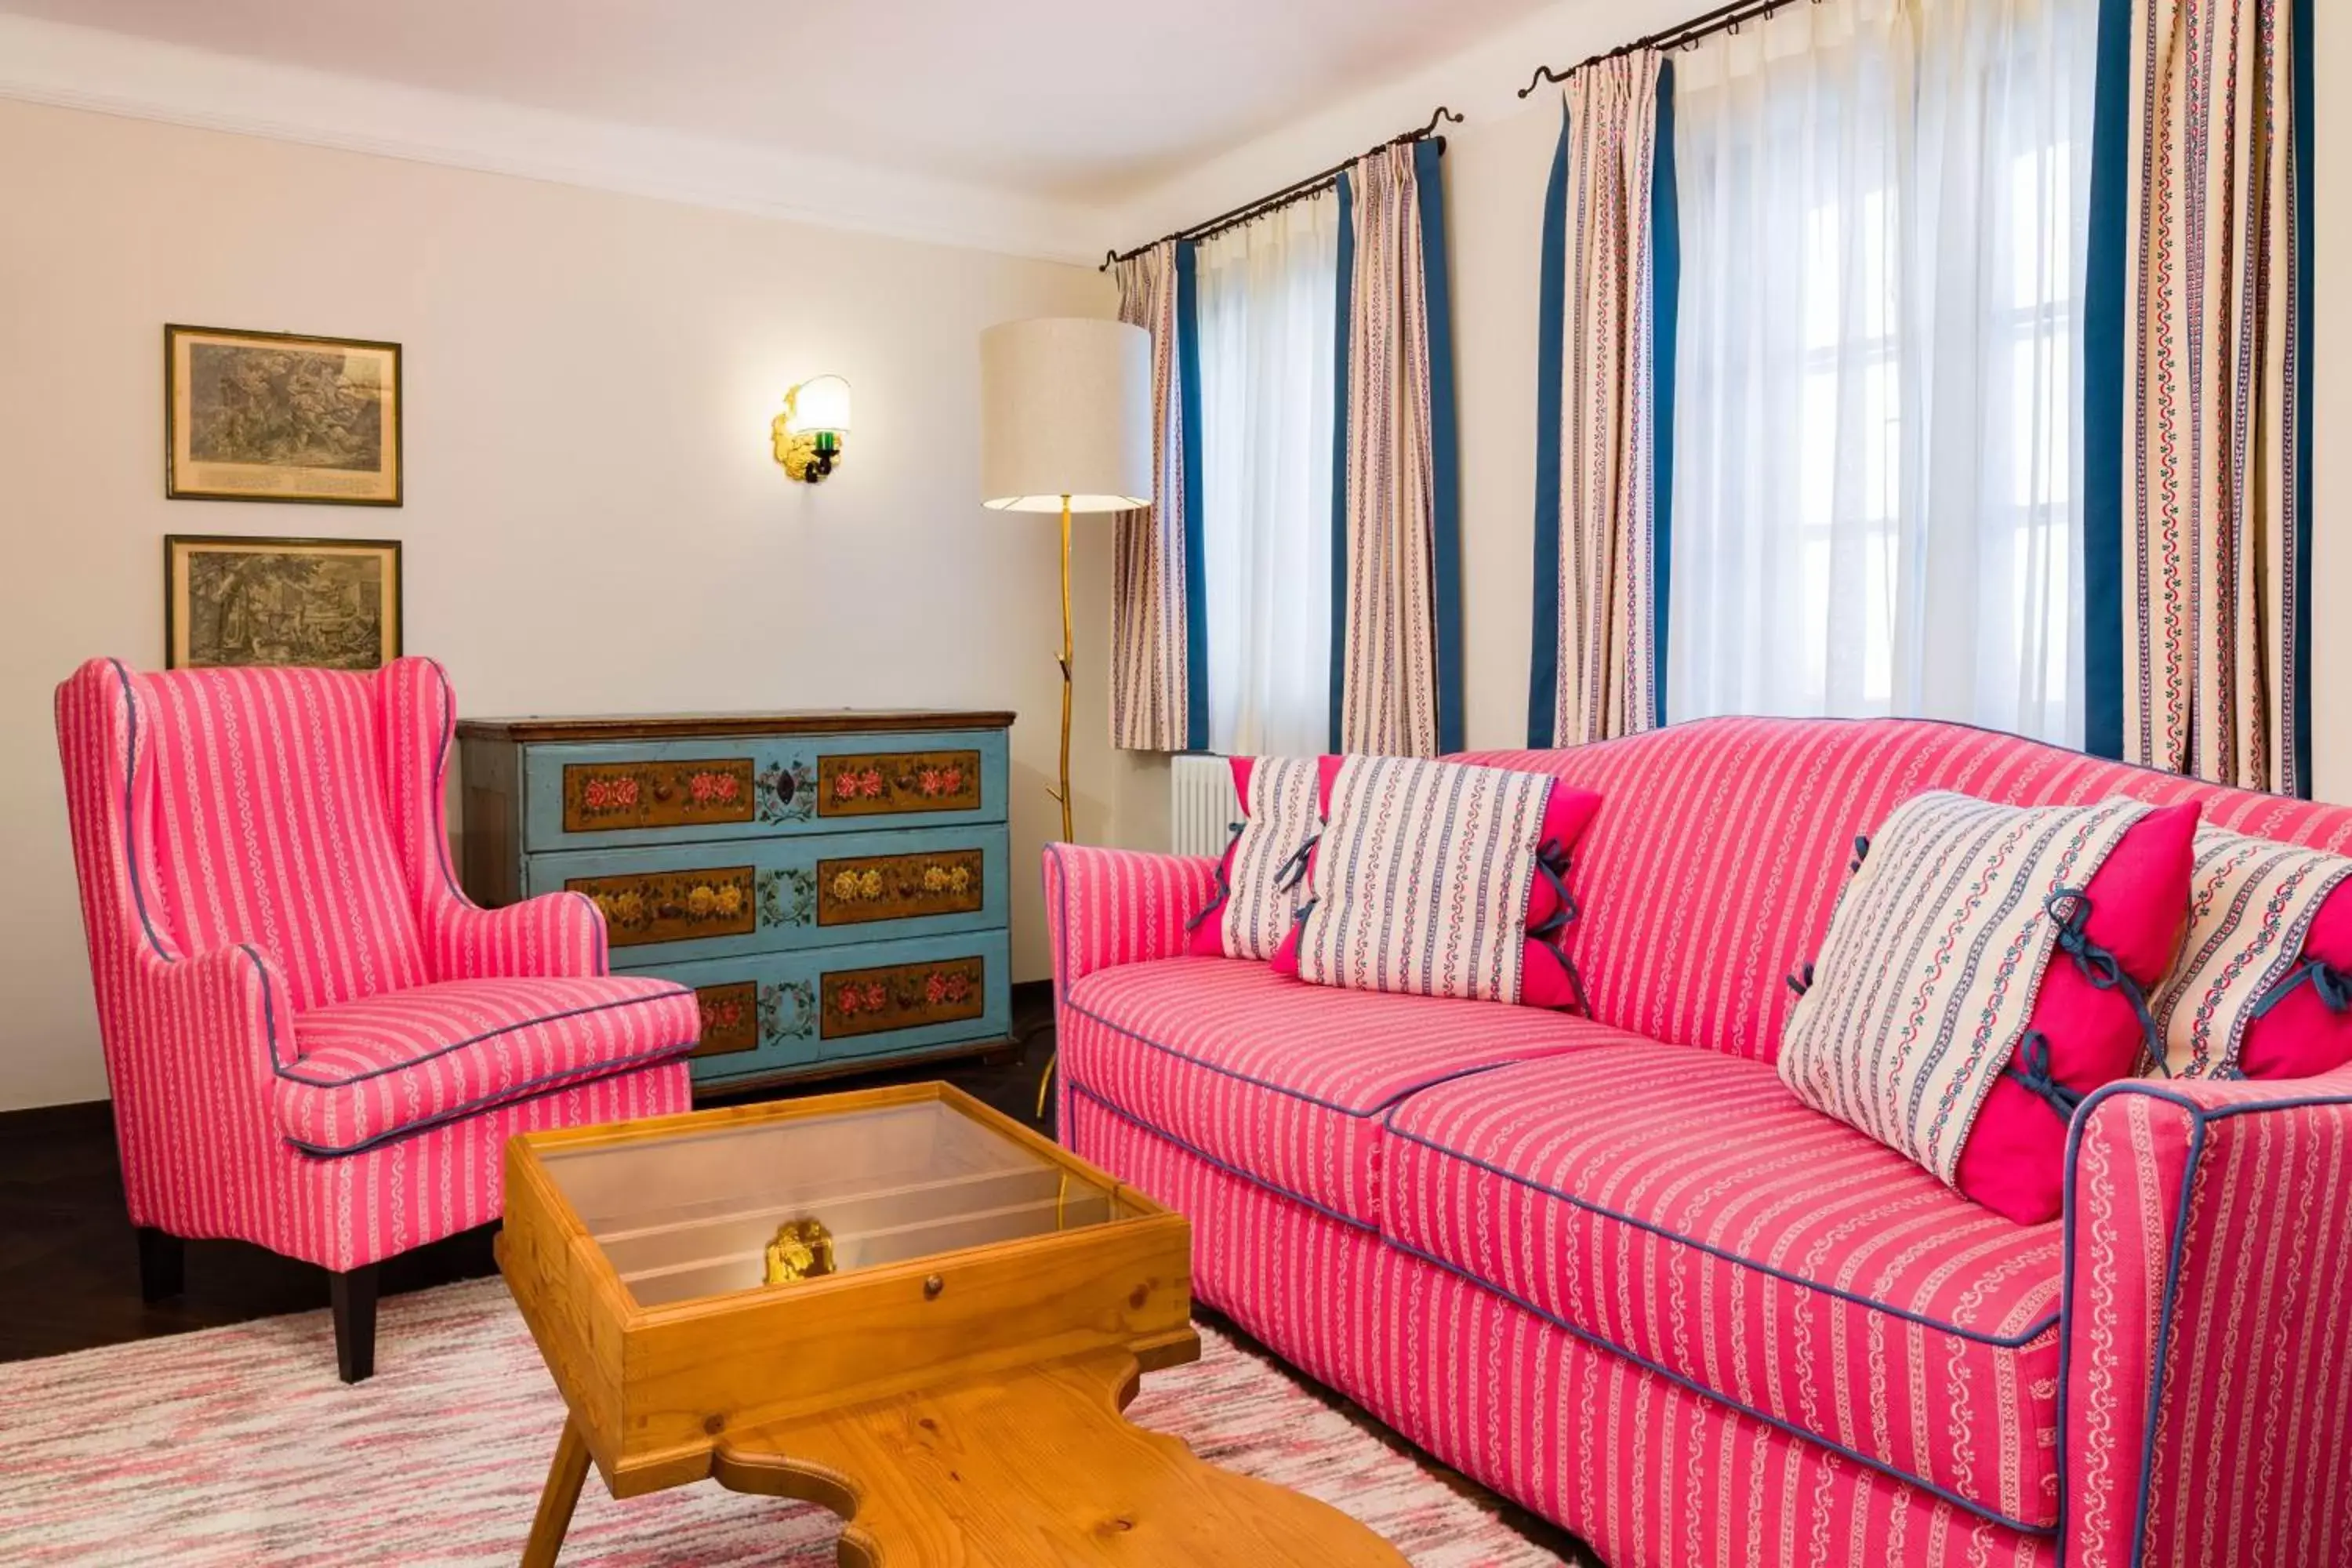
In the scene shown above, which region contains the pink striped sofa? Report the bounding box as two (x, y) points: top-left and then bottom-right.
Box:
(56, 659), (699, 1381)
(1047, 718), (2352, 1568)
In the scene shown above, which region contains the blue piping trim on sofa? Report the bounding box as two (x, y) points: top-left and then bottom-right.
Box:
(1379, 1111), (2061, 1351)
(1067, 1082), (1379, 1235)
(1381, 1233), (2055, 1537)
(2056, 1076), (2352, 1566)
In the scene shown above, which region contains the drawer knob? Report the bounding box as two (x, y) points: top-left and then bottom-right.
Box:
(923, 1274), (945, 1301)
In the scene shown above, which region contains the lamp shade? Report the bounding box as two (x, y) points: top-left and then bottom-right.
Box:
(979, 318), (1152, 514)
(788, 374), (852, 435)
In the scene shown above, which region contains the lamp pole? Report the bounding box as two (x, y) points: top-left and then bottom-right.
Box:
(1053, 494), (1075, 844)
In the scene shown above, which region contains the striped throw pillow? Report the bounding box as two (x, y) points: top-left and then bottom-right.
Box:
(1186, 756), (1323, 961)
(1286, 755), (1585, 1006)
(1777, 792), (2171, 1193)
(2151, 828), (2352, 1080)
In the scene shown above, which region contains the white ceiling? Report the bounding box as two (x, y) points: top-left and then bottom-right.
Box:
(0, 0), (1555, 204)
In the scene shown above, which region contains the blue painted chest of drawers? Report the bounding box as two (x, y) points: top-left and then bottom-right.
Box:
(456, 710), (1015, 1095)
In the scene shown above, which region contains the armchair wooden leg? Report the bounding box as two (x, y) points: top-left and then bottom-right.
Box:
(136, 1227), (184, 1304)
(330, 1264), (380, 1384)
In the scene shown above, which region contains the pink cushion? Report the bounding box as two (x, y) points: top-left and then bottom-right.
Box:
(273, 975), (699, 1155)
(2238, 885), (2352, 1077)
(1954, 801), (2199, 1224)
(1383, 1047), (2064, 1530)
(1269, 759), (1602, 1011)
(1060, 956), (1621, 1225)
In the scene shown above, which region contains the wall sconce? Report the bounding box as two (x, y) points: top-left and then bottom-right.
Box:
(773, 374), (852, 482)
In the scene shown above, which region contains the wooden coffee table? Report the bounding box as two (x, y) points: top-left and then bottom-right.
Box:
(499, 1082), (1407, 1566)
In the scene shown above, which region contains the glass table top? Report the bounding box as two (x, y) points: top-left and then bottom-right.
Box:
(537, 1097), (1132, 1308)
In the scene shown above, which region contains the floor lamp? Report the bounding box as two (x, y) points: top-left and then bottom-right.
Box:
(978, 318), (1152, 844)
(979, 318), (1152, 1117)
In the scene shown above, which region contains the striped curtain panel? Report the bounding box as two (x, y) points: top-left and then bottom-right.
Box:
(1527, 53), (1675, 748)
(2100, 0), (2314, 793)
(1334, 140), (1463, 757)
(1110, 241), (1208, 752)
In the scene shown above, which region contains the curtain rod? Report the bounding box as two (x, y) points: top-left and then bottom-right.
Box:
(1099, 105), (1463, 273)
(1516, 0), (1811, 97)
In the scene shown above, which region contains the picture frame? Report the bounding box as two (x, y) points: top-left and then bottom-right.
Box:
(165, 325), (402, 506)
(164, 535), (404, 671)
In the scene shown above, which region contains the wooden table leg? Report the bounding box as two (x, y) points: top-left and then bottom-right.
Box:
(521, 1417), (591, 1568)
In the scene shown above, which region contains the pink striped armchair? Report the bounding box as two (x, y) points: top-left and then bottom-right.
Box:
(55, 658), (698, 1381)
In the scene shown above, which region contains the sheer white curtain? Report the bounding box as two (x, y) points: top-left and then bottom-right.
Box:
(1196, 194), (1340, 756)
(1668, 0), (2095, 744)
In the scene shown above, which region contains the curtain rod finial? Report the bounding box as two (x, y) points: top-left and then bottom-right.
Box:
(1517, 64), (1566, 100)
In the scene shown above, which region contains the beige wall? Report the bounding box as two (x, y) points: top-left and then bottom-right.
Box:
(1116, 0), (2347, 786)
(0, 97), (1125, 1109)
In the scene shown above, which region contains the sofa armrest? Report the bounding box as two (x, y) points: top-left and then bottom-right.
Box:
(1042, 844), (1220, 993)
(424, 889), (608, 982)
(2061, 1067), (2352, 1566)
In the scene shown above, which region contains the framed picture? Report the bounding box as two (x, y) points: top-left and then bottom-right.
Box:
(165, 535), (403, 671)
(165, 325), (402, 506)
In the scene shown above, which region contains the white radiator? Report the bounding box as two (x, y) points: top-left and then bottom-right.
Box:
(1168, 754), (1240, 857)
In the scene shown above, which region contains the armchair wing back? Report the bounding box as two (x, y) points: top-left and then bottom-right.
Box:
(126, 661), (430, 1009)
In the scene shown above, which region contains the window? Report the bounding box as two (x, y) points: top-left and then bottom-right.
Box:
(1667, 0), (2094, 745)
(1195, 194), (1341, 756)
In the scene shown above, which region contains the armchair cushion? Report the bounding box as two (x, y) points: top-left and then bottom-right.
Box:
(272, 975), (697, 1156)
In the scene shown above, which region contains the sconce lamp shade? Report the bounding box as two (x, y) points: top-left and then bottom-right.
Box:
(786, 374), (853, 435)
(979, 318), (1152, 514)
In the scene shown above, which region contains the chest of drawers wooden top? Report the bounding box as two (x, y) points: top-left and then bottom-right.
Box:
(457, 710), (1015, 1095)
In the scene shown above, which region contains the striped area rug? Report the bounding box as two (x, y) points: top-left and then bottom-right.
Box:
(0, 1279), (1573, 1566)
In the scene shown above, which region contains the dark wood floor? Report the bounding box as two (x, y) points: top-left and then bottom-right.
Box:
(0, 981), (1595, 1563)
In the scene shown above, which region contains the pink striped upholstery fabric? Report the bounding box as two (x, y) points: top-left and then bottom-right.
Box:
(1066, 1093), (2052, 1567)
(1062, 956), (1624, 1225)
(1048, 719), (2352, 1568)
(1385, 1047), (2061, 1529)
(2064, 1069), (2352, 1568)
(55, 658), (696, 1275)
(1459, 717), (2352, 1064)
(276, 975), (696, 1154)
(1366, 1245), (2054, 1568)
(140, 664), (429, 1012)
(1068, 1091), (1384, 1399)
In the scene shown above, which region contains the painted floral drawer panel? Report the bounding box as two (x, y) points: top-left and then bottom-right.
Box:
(514, 730), (1009, 852)
(568, 866), (757, 949)
(562, 759), (757, 833)
(536, 824), (1010, 964)
(646, 931), (1012, 1090)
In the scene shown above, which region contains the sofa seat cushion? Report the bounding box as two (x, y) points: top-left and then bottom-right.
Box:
(274, 975), (698, 1156)
(1382, 1047), (2063, 1531)
(1062, 957), (1626, 1226)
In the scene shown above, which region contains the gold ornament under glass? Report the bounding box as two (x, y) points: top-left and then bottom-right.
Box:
(763, 1218), (837, 1285)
